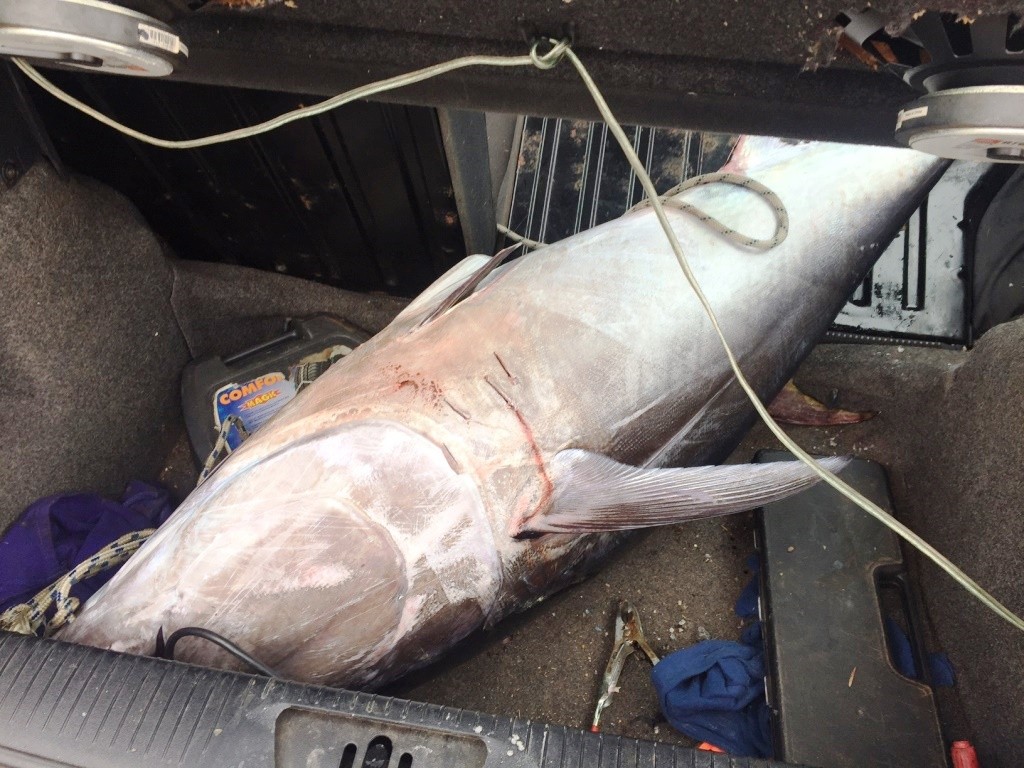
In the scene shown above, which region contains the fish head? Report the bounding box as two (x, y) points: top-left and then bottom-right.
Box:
(58, 420), (502, 687)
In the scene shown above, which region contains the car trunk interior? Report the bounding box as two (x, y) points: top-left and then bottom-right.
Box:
(1, 30), (1023, 768)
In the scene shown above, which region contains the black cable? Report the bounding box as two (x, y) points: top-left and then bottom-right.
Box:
(160, 626), (279, 678)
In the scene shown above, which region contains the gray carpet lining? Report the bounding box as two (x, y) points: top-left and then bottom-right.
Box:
(0, 163), (188, 528)
(905, 324), (1024, 765)
(0, 162), (407, 526)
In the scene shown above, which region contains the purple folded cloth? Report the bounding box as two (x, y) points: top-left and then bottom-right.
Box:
(0, 482), (174, 613)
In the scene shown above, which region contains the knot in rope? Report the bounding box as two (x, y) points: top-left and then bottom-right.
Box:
(530, 38), (571, 70)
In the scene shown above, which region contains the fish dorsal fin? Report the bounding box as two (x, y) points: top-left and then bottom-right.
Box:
(418, 242), (522, 327)
(513, 450), (848, 535)
(391, 244), (523, 332)
(392, 254), (493, 325)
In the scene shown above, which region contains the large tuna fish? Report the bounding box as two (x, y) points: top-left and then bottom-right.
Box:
(59, 137), (945, 687)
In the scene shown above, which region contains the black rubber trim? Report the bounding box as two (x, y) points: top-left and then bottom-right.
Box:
(0, 632), (798, 767)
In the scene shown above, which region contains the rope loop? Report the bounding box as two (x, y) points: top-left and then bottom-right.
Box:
(629, 171), (790, 251)
(529, 38), (571, 70)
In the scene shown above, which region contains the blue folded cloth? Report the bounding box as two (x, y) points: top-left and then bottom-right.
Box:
(651, 553), (770, 757)
(652, 638), (771, 757)
(0, 482), (174, 614)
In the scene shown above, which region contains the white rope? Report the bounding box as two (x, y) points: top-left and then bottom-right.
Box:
(11, 45), (569, 150)
(13, 39), (1023, 631)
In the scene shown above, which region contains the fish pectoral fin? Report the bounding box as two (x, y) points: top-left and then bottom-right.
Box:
(513, 450), (849, 535)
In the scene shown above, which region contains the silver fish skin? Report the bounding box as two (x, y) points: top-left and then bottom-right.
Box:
(58, 137), (946, 687)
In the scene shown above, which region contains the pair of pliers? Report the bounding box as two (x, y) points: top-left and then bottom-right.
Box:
(591, 600), (660, 732)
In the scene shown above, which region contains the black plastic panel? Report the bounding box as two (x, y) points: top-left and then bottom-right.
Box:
(276, 708), (488, 768)
(0, 633), (797, 768)
(29, 72), (466, 297)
